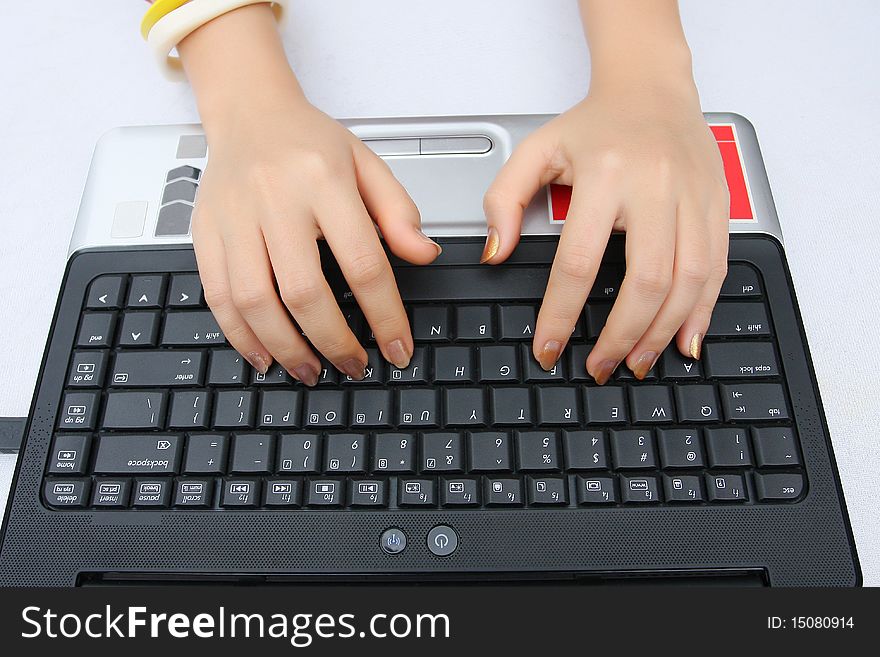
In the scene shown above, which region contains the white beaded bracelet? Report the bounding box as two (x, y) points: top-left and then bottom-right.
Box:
(148, 0), (287, 81)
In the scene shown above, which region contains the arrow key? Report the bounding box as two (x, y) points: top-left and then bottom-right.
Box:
(168, 273), (203, 307)
(86, 275), (125, 309)
(118, 311), (160, 347)
(127, 274), (167, 308)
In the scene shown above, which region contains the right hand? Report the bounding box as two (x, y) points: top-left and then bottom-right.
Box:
(192, 93), (441, 385)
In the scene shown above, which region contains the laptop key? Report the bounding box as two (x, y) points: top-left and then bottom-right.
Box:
(485, 478), (523, 506)
(118, 311), (160, 347)
(657, 428), (704, 468)
(277, 433), (321, 474)
(57, 390), (100, 430)
(387, 347), (428, 384)
(348, 479), (387, 507)
(562, 430), (608, 470)
(720, 264), (762, 298)
(47, 434), (91, 475)
(662, 475), (704, 502)
(92, 479), (131, 507)
(660, 348), (702, 380)
(167, 273), (203, 307)
(527, 476), (567, 505)
(576, 475), (617, 504)
(213, 390), (256, 428)
(132, 479), (172, 507)
(422, 433), (464, 472)
(77, 312), (116, 348)
(412, 306), (451, 341)
(324, 433), (368, 473)
(610, 429), (657, 469)
(444, 388), (486, 426)
(720, 383), (789, 421)
(442, 477), (480, 506)
(230, 433), (275, 473)
(705, 428), (753, 467)
(127, 275), (167, 308)
(162, 311), (224, 345)
(222, 479), (261, 507)
(184, 434), (228, 474)
(433, 346), (475, 383)
(706, 474), (748, 502)
(350, 389), (392, 428)
(174, 479), (213, 507)
(372, 433), (416, 473)
(168, 390), (211, 429)
(516, 431), (561, 471)
(751, 427), (800, 467)
(489, 386), (532, 425)
(67, 349), (109, 387)
(704, 341), (779, 379)
(258, 390), (302, 428)
(498, 305), (536, 340)
(111, 350), (204, 387)
(264, 478), (303, 507)
(468, 431), (513, 472)
(707, 302), (770, 337)
(44, 479), (90, 507)
(307, 479), (344, 507)
(536, 387), (580, 425)
(93, 433), (183, 474)
(456, 305), (494, 340)
(398, 478), (435, 506)
(478, 345), (519, 382)
(397, 389), (439, 427)
(86, 275), (126, 309)
(103, 390), (167, 430)
(674, 384), (720, 422)
(583, 386), (627, 424)
(208, 349), (247, 385)
(630, 385), (675, 423)
(620, 475), (662, 503)
(754, 472), (804, 501)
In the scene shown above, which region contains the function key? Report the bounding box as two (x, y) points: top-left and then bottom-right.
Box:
(264, 478), (303, 507)
(662, 475), (704, 502)
(455, 305), (494, 340)
(706, 473), (748, 502)
(498, 305), (536, 340)
(77, 312), (117, 348)
(43, 479), (90, 507)
(754, 472), (804, 502)
(412, 306), (450, 341)
(620, 475), (662, 503)
(127, 274), (167, 308)
(704, 342), (779, 379)
(527, 476), (568, 505)
(92, 479), (132, 507)
(221, 478), (261, 507)
(47, 434), (91, 475)
(398, 478), (435, 506)
(485, 478), (523, 506)
(307, 479), (345, 507)
(575, 475), (617, 504)
(57, 391), (100, 430)
(86, 275), (126, 309)
(720, 264), (762, 298)
(720, 383), (790, 422)
(66, 350), (109, 387)
(751, 427), (801, 467)
(348, 479), (387, 507)
(167, 273), (203, 307)
(707, 302), (770, 337)
(441, 477), (480, 506)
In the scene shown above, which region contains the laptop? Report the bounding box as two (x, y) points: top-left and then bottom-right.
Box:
(0, 113), (860, 586)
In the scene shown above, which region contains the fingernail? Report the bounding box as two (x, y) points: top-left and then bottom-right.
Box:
(386, 339), (411, 369)
(416, 229), (442, 255)
(480, 226), (500, 264)
(292, 363), (319, 387)
(632, 351), (658, 380)
(592, 359), (619, 385)
(689, 333), (703, 360)
(340, 358), (366, 380)
(537, 340), (564, 371)
(246, 352), (270, 375)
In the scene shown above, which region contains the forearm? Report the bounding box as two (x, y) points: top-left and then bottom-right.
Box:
(177, 3), (304, 138)
(579, 0), (695, 93)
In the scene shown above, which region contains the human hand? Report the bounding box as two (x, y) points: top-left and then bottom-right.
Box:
(482, 79), (729, 383)
(179, 5), (440, 386)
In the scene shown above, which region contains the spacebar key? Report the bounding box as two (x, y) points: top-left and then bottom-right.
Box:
(395, 267), (550, 301)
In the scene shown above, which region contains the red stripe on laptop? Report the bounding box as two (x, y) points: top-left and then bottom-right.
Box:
(549, 123), (754, 222)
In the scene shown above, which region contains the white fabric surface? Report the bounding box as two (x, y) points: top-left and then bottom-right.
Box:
(0, 0), (877, 582)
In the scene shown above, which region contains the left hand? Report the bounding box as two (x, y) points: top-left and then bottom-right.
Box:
(482, 80), (730, 383)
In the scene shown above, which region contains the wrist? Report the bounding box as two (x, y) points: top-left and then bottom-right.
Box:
(589, 40), (696, 99)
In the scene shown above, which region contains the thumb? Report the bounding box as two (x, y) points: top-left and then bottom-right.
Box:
(482, 132), (559, 264)
(352, 141), (442, 265)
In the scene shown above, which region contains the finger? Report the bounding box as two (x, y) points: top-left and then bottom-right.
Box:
(586, 199), (676, 384)
(533, 181), (617, 370)
(263, 220), (370, 380)
(192, 219), (272, 375)
(316, 179), (414, 369)
(625, 199), (712, 378)
(482, 132), (561, 264)
(223, 226), (323, 386)
(676, 191), (730, 359)
(352, 140), (441, 264)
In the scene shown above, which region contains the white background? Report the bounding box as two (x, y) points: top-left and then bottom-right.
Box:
(0, 0), (877, 582)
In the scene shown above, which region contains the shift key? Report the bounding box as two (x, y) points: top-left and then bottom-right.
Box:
(162, 311), (225, 345)
(93, 433), (183, 474)
(707, 303), (769, 337)
(111, 351), (204, 387)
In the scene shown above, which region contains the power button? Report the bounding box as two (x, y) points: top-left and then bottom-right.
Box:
(427, 525), (458, 556)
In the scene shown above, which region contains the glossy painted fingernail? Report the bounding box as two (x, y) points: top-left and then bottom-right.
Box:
(632, 351), (658, 380)
(537, 340), (564, 371)
(246, 352), (270, 375)
(340, 358), (366, 380)
(416, 229), (443, 255)
(292, 363), (319, 387)
(480, 226), (500, 264)
(689, 333), (703, 360)
(386, 339), (411, 369)
(592, 359), (619, 385)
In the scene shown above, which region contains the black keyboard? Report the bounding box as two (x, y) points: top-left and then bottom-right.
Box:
(43, 240), (806, 511)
